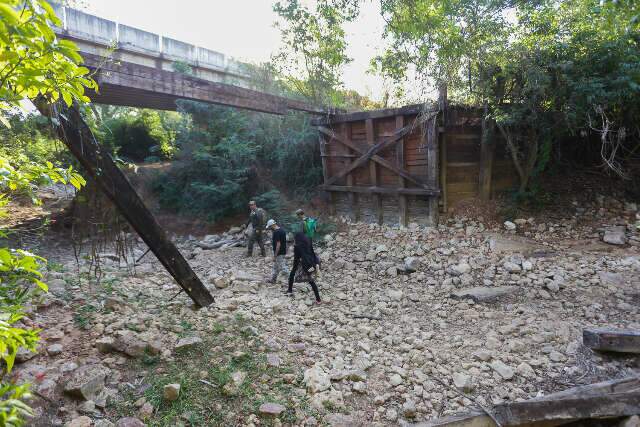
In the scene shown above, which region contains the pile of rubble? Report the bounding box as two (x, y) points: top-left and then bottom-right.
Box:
(10, 195), (640, 426)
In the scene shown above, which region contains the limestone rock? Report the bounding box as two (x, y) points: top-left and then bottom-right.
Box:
(174, 336), (203, 351)
(603, 227), (627, 245)
(451, 286), (518, 303)
(490, 360), (515, 380)
(259, 402), (286, 416)
(64, 364), (109, 401)
(304, 366), (331, 393)
(163, 383), (180, 401)
(66, 416), (92, 427)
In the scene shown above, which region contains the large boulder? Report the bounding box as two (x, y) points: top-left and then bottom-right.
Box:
(64, 364), (110, 400)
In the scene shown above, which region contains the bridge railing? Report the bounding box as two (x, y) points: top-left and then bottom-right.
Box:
(51, 5), (251, 81)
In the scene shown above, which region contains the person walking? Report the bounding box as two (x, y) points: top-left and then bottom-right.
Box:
(296, 209), (317, 240)
(287, 232), (322, 304)
(266, 219), (289, 284)
(246, 200), (266, 257)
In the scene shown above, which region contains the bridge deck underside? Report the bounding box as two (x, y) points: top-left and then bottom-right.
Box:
(82, 53), (324, 115)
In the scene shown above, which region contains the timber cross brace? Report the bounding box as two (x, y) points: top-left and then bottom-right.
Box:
(316, 105), (442, 227)
(36, 101), (215, 308)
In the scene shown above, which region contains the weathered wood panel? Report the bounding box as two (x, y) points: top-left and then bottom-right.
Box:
(319, 103), (518, 223)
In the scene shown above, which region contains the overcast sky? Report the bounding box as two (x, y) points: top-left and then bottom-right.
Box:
(81, 0), (390, 102)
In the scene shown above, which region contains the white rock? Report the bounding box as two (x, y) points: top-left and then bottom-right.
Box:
(490, 360), (515, 380)
(504, 221), (517, 231)
(304, 366), (331, 393)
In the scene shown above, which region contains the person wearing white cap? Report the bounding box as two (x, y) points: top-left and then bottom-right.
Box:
(266, 219), (289, 284)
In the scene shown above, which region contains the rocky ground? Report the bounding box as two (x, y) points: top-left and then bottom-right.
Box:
(9, 196), (640, 426)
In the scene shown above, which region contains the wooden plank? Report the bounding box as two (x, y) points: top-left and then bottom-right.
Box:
(317, 126), (430, 190)
(312, 103), (434, 125)
(366, 118), (383, 224)
(341, 123), (359, 221)
(39, 102), (214, 307)
(478, 104), (495, 200)
(322, 185), (439, 196)
(416, 376), (640, 427)
(425, 114), (439, 225)
(396, 115), (408, 226)
(321, 111), (438, 188)
(583, 328), (640, 354)
(319, 133), (336, 215)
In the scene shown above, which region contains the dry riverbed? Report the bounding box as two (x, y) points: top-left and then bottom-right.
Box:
(11, 199), (640, 426)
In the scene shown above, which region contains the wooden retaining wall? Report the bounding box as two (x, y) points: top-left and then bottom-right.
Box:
(314, 102), (518, 226)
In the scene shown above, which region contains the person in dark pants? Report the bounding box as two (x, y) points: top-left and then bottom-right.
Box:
(287, 232), (322, 304)
(246, 200), (266, 257)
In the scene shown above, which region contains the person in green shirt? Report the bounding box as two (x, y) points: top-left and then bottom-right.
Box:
(296, 209), (317, 240)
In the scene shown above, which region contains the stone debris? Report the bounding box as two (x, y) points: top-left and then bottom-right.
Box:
(163, 383), (180, 401)
(450, 286), (518, 302)
(13, 191), (640, 425)
(174, 336), (203, 350)
(64, 364), (109, 401)
(259, 402), (286, 416)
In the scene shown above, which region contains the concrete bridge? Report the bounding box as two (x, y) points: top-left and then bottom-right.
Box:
(51, 5), (326, 115)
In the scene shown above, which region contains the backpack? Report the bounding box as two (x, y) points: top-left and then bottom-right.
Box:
(303, 217), (318, 239)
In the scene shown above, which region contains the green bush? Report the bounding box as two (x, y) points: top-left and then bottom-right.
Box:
(101, 110), (178, 162)
(151, 101), (322, 222)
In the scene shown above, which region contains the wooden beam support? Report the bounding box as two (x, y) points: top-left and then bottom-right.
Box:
(318, 133), (336, 216)
(321, 111), (438, 188)
(322, 185), (439, 196)
(340, 123), (359, 222)
(396, 115), (407, 227)
(39, 102), (214, 308)
(583, 328), (640, 354)
(365, 118), (383, 225)
(415, 376), (640, 427)
(478, 102), (495, 200)
(424, 114), (439, 226)
(317, 126), (430, 190)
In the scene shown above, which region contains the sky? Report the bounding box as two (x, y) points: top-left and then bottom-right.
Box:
(80, 0), (390, 102)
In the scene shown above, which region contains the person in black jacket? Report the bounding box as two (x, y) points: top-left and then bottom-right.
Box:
(287, 232), (322, 303)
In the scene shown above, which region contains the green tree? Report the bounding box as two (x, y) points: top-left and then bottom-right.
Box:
(273, 0), (360, 106)
(374, 0), (640, 192)
(1, 0), (92, 424)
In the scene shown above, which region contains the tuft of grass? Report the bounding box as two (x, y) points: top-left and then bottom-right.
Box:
(107, 316), (317, 426)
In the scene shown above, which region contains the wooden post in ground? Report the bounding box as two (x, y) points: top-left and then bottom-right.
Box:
(340, 123), (359, 221)
(396, 115), (407, 227)
(318, 133), (336, 215)
(438, 85), (448, 213)
(365, 118), (383, 225)
(424, 114), (439, 226)
(478, 101), (495, 201)
(40, 102), (215, 308)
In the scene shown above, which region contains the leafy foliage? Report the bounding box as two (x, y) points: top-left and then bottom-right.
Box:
(151, 101), (322, 222)
(0, 0), (96, 127)
(373, 0), (640, 191)
(273, 0), (360, 106)
(99, 108), (178, 162)
(0, 1), (92, 424)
